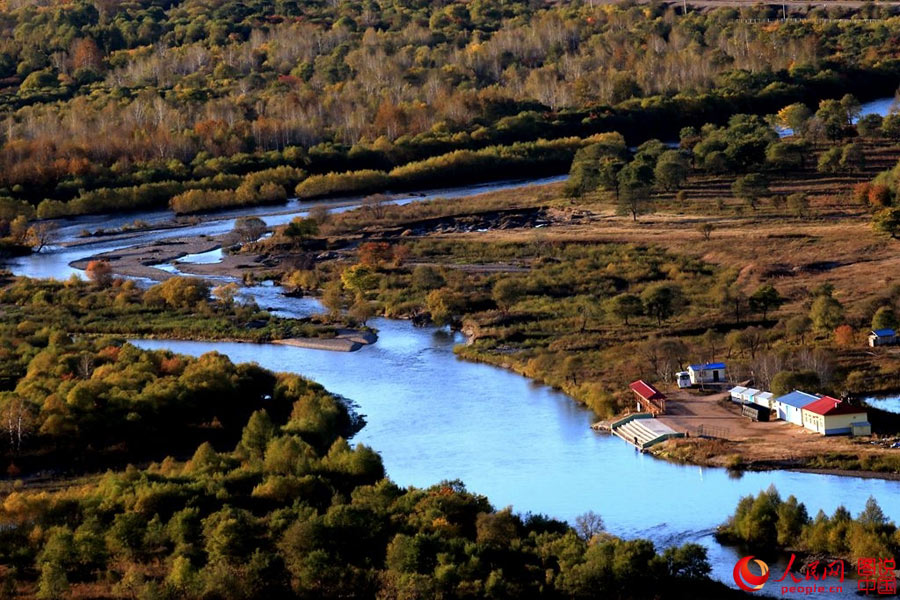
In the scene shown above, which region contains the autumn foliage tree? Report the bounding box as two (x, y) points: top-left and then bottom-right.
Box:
(85, 260), (113, 286)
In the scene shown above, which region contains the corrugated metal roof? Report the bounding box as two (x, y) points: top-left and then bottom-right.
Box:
(774, 390), (819, 409)
(689, 362), (726, 370)
(872, 329), (896, 337)
(629, 380), (665, 401)
(729, 386), (747, 394)
(804, 396), (867, 416)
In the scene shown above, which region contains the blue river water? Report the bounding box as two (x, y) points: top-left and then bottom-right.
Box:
(5, 96), (900, 598)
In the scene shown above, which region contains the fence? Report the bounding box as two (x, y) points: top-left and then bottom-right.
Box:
(684, 423), (730, 440)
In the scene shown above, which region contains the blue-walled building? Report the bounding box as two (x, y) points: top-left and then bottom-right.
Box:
(773, 390), (819, 425)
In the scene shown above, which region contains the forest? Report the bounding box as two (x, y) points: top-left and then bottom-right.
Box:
(0, 280), (744, 599)
(717, 486), (899, 564)
(4, 0), (900, 222)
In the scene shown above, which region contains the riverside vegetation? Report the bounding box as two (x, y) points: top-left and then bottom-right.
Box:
(250, 93), (900, 473)
(0, 281), (747, 599)
(0, 272), (340, 342)
(717, 486), (900, 564)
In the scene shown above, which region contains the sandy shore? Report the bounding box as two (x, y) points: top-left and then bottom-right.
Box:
(69, 234), (269, 283)
(273, 329), (377, 352)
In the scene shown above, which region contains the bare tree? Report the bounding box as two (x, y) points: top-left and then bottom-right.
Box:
(575, 511), (605, 541)
(0, 394), (33, 454)
(363, 194), (389, 220)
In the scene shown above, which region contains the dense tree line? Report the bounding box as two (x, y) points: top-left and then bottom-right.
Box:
(0, 275), (336, 341)
(3, 2), (900, 217)
(717, 486), (899, 563)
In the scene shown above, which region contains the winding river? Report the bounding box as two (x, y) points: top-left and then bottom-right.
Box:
(6, 97), (900, 598)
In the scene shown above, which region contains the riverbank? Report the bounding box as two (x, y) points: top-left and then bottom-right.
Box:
(273, 329), (377, 352)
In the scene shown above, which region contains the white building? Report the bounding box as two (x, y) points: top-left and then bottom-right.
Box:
(801, 396), (870, 436)
(729, 386), (747, 402)
(688, 362), (727, 385)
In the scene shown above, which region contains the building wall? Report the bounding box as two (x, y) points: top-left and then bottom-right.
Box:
(781, 404), (804, 426)
(801, 411), (867, 435)
(801, 410), (824, 433)
(823, 413), (867, 435)
(689, 368), (726, 384)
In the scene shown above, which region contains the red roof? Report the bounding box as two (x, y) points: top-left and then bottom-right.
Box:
(630, 380), (665, 401)
(803, 396), (866, 416)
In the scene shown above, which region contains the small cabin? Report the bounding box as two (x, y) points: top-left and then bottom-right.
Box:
(729, 386), (747, 403)
(741, 402), (770, 422)
(629, 380), (667, 415)
(688, 362), (727, 385)
(755, 392), (775, 410)
(801, 396), (869, 436)
(740, 388), (761, 405)
(851, 421), (872, 437)
(773, 390), (819, 425)
(869, 329), (897, 347)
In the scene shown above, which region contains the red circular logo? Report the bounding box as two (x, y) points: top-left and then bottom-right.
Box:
(733, 556), (770, 592)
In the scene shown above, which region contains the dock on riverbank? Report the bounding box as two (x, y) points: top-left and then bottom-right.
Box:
(595, 413), (684, 452)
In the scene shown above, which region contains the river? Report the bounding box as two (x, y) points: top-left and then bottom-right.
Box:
(5, 97), (900, 598)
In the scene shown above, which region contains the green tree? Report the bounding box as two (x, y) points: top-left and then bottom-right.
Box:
(283, 217), (319, 245)
(775, 495), (809, 546)
(321, 279), (345, 318)
(596, 156), (626, 201)
(492, 279), (523, 313)
(240, 410), (275, 462)
(411, 266), (445, 291)
(881, 113), (900, 140)
(748, 284), (783, 320)
(653, 150), (690, 191)
(349, 298), (374, 326)
(817, 146), (842, 174)
(873, 207), (900, 239)
(770, 370), (821, 397)
(775, 103), (812, 137)
(816, 98), (848, 140)
(765, 141), (809, 170)
(810, 295), (844, 331)
(839, 143), (865, 172)
(731, 173), (769, 209)
(36, 562), (68, 600)
(564, 142), (626, 197)
(856, 114), (883, 138)
(840, 94), (861, 125)
(872, 306), (899, 331)
(618, 160), (654, 221)
(787, 192), (809, 217)
(341, 264), (377, 298)
(858, 497), (887, 529)
(785, 315), (812, 342)
(659, 543), (711, 579)
(606, 293), (643, 325)
(640, 284), (683, 326)
(20, 69), (57, 92)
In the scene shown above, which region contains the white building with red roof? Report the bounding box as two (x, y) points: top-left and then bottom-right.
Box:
(801, 396), (870, 436)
